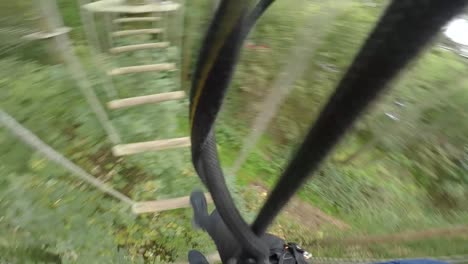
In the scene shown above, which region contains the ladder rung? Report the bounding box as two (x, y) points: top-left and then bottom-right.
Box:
(108, 91), (185, 109)
(112, 137), (190, 156)
(107, 63), (175, 76)
(113, 17), (161, 23)
(111, 28), (163, 37)
(22, 27), (71, 40)
(83, 2), (180, 14)
(132, 193), (213, 214)
(110, 42), (169, 54)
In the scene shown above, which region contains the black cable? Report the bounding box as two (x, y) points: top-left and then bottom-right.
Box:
(189, 0), (277, 261)
(248, 0), (275, 27)
(251, 0), (468, 235)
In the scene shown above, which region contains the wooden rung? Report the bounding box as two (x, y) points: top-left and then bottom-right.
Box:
(22, 27), (71, 40)
(83, 2), (180, 14)
(113, 17), (161, 23)
(111, 28), (163, 37)
(112, 137), (190, 156)
(107, 63), (175, 76)
(110, 42), (169, 54)
(108, 91), (185, 109)
(132, 193), (213, 214)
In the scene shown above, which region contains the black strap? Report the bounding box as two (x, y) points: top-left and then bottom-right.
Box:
(189, 0), (276, 261)
(251, 0), (468, 235)
(189, 0), (467, 262)
(286, 243), (308, 264)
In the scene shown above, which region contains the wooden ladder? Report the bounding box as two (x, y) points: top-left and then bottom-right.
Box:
(112, 137), (191, 156)
(113, 17), (161, 23)
(102, 9), (197, 214)
(110, 42), (170, 54)
(132, 193), (212, 214)
(111, 28), (163, 37)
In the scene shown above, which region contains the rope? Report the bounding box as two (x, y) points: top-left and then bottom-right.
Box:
(230, 0), (342, 175)
(0, 110), (135, 206)
(315, 225), (468, 247)
(174, 0), (185, 93)
(310, 225), (468, 263)
(251, 0), (468, 236)
(78, 0), (119, 99)
(36, 0), (121, 144)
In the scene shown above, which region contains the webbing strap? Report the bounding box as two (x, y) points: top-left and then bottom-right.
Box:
(189, 0), (467, 263)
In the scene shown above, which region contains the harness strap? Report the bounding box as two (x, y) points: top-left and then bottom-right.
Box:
(189, 0), (468, 262)
(190, 0), (277, 261)
(251, 0), (468, 235)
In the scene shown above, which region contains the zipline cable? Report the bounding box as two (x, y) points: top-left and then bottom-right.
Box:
(315, 225), (468, 247)
(231, 0), (343, 175)
(36, 0), (121, 144)
(311, 255), (468, 264)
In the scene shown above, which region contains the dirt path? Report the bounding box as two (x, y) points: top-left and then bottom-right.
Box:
(283, 195), (349, 230)
(251, 184), (349, 231)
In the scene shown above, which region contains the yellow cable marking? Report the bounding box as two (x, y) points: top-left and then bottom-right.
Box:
(190, 0), (247, 128)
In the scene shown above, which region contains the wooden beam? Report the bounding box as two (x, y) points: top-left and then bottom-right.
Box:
(113, 17), (162, 23)
(132, 193), (213, 214)
(22, 27), (71, 40)
(112, 137), (190, 156)
(107, 63), (175, 76)
(83, 1), (180, 14)
(110, 42), (169, 54)
(107, 91), (185, 109)
(111, 28), (163, 37)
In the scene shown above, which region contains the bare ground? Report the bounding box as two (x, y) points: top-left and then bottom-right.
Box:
(250, 183), (349, 232)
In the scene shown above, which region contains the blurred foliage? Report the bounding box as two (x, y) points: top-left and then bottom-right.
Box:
(216, 0), (468, 259)
(0, 0), (212, 262)
(1, 0), (468, 263)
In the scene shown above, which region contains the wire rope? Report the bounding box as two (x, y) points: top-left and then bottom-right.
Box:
(0, 110), (134, 206)
(36, 0), (121, 144)
(231, 0), (343, 175)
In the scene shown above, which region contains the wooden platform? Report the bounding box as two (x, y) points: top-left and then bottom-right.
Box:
(110, 42), (169, 54)
(111, 28), (163, 37)
(132, 193), (212, 214)
(107, 63), (175, 76)
(113, 17), (161, 23)
(83, 0), (180, 14)
(112, 137), (190, 156)
(108, 91), (185, 109)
